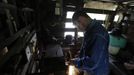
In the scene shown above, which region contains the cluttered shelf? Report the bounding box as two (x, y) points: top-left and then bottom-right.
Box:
(0, 29), (35, 69)
(0, 25), (31, 50)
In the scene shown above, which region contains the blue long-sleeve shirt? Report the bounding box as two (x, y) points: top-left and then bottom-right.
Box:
(75, 20), (109, 75)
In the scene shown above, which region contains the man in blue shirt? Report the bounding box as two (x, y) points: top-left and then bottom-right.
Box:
(72, 10), (109, 75)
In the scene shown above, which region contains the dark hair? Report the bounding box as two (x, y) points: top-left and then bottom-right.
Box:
(111, 28), (122, 36)
(72, 10), (89, 24)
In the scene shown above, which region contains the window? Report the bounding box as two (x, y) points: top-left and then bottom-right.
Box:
(65, 22), (75, 28)
(66, 11), (106, 21)
(64, 32), (84, 38)
(114, 15), (119, 22)
(66, 11), (74, 18)
(64, 32), (75, 37)
(78, 32), (84, 37)
(87, 13), (106, 20)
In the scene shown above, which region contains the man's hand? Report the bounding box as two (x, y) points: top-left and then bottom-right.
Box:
(70, 58), (80, 65)
(124, 63), (134, 70)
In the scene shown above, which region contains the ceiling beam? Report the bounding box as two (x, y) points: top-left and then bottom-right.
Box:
(66, 19), (72, 22)
(64, 28), (76, 32)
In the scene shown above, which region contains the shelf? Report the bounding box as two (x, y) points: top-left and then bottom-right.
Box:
(0, 25), (30, 50)
(0, 30), (35, 69)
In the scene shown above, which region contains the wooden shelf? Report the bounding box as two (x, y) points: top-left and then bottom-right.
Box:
(0, 26), (30, 50)
(0, 30), (35, 69)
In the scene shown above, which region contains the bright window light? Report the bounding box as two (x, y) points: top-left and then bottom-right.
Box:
(66, 11), (106, 21)
(87, 13), (106, 20)
(66, 11), (74, 18)
(64, 32), (75, 37)
(114, 15), (119, 22)
(78, 32), (84, 37)
(65, 22), (75, 28)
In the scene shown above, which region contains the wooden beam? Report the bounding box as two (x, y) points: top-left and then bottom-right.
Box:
(66, 19), (72, 22)
(64, 28), (76, 31)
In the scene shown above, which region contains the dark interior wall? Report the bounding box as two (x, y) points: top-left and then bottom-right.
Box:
(35, 0), (62, 49)
(126, 25), (134, 54)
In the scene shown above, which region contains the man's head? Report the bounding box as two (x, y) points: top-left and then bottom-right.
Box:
(72, 10), (92, 31)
